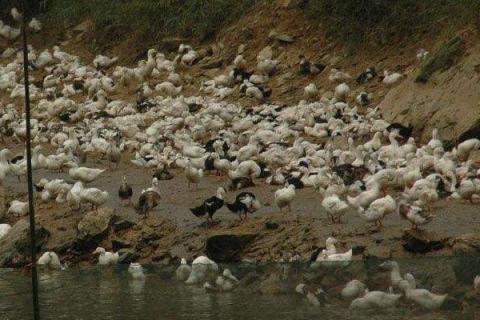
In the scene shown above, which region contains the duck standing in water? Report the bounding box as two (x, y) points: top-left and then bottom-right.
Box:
(92, 247), (119, 266)
(190, 187), (226, 225)
(176, 258), (192, 281)
(118, 176), (133, 206)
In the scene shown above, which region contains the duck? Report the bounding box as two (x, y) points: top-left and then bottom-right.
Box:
(92, 247), (119, 266)
(350, 290), (402, 310)
(266, 168), (286, 185)
(0, 224), (12, 240)
(118, 176), (133, 205)
(304, 83), (318, 100)
(226, 176), (255, 191)
(185, 159), (204, 188)
(357, 195), (396, 227)
(37, 252), (65, 270)
(334, 82), (350, 102)
(295, 284), (322, 306)
(214, 269), (239, 292)
(322, 194), (349, 223)
(315, 243), (352, 268)
(155, 81), (182, 97)
(128, 263), (146, 280)
(398, 202), (433, 230)
(226, 191), (261, 221)
(7, 200), (28, 216)
(80, 186), (109, 210)
(379, 261), (410, 293)
(185, 255), (219, 285)
(68, 166), (105, 183)
(341, 280), (368, 300)
(382, 70), (404, 86)
(298, 55), (325, 75)
(275, 184), (296, 212)
(456, 138), (480, 161)
(347, 181), (381, 208)
(176, 258), (192, 282)
(404, 274), (448, 310)
(189, 187), (226, 224)
(93, 54), (118, 69)
(28, 18), (42, 32)
(136, 190), (161, 217)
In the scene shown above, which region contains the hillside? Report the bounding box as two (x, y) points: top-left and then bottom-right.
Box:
(3, 0), (475, 143)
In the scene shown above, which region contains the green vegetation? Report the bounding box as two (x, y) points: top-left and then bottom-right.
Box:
(42, 0), (260, 41)
(415, 36), (465, 83)
(303, 0), (480, 47)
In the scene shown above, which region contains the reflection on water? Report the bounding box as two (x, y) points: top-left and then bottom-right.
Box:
(0, 256), (479, 320)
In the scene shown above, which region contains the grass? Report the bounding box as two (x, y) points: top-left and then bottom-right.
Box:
(415, 36), (465, 83)
(302, 0), (480, 47)
(41, 0), (260, 42)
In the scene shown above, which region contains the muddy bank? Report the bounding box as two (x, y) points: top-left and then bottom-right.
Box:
(1, 146), (480, 268)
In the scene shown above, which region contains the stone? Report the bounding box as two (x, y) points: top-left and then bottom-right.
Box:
(402, 229), (447, 253)
(268, 30), (294, 43)
(0, 219), (49, 267)
(258, 273), (286, 295)
(201, 57), (223, 70)
(238, 44), (246, 55)
(265, 221), (279, 230)
(112, 215), (137, 232)
(206, 233), (257, 263)
(76, 208), (114, 248)
(363, 245), (392, 259)
(257, 46), (273, 61)
(117, 248), (139, 264)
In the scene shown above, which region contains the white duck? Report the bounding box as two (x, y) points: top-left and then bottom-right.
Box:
(275, 184), (296, 212)
(357, 195), (396, 227)
(0, 224), (11, 240)
(185, 159), (203, 188)
(398, 202), (433, 230)
(93, 247), (119, 265)
(68, 166), (105, 183)
(37, 252), (65, 270)
(404, 274), (448, 310)
(341, 280), (368, 300)
(128, 263), (146, 280)
(321, 194), (349, 223)
(350, 290), (402, 310)
(80, 186), (109, 210)
(7, 200), (28, 216)
(176, 258), (192, 281)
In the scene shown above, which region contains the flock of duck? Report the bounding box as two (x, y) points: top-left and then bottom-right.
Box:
(0, 8), (479, 315)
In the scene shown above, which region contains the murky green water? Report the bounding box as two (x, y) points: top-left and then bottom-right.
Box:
(0, 257), (479, 320)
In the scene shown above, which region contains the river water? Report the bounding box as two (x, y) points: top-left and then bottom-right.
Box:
(0, 257), (478, 320)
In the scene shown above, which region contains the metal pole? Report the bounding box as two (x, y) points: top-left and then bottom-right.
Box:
(20, 1), (41, 319)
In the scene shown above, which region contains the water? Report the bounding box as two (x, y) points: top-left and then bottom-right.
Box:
(0, 257), (478, 320)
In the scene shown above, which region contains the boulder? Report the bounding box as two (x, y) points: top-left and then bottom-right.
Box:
(257, 46), (273, 61)
(0, 218), (49, 267)
(206, 233), (257, 263)
(112, 214), (137, 232)
(402, 230), (447, 253)
(268, 30), (294, 44)
(76, 208), (114, 248)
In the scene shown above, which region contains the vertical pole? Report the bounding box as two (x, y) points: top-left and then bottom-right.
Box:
(20, 1), (41, 319)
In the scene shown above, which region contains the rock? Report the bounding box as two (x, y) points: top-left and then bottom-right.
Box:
(76, 208), (114, 248)
(452, 234), (480, 284)
(201, 57), (223, 69)
(238, 44), (246, 54)
(112, 215), (137, 232)
(268, 30), (294, 43)
(73, 20), (92, 33)
(0, 219), (49, 267)
(117, 248), (139, 264)
(112, 239), (131, 251)
(402, 230), (447, 253)
(363, 245), (392, 259)
(265, 221), (279, 230)
(160, 37), (188, 52)
(258, 273), (287, 295)
(206, 233), (257, 263)
(257, 46), (273, 61)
